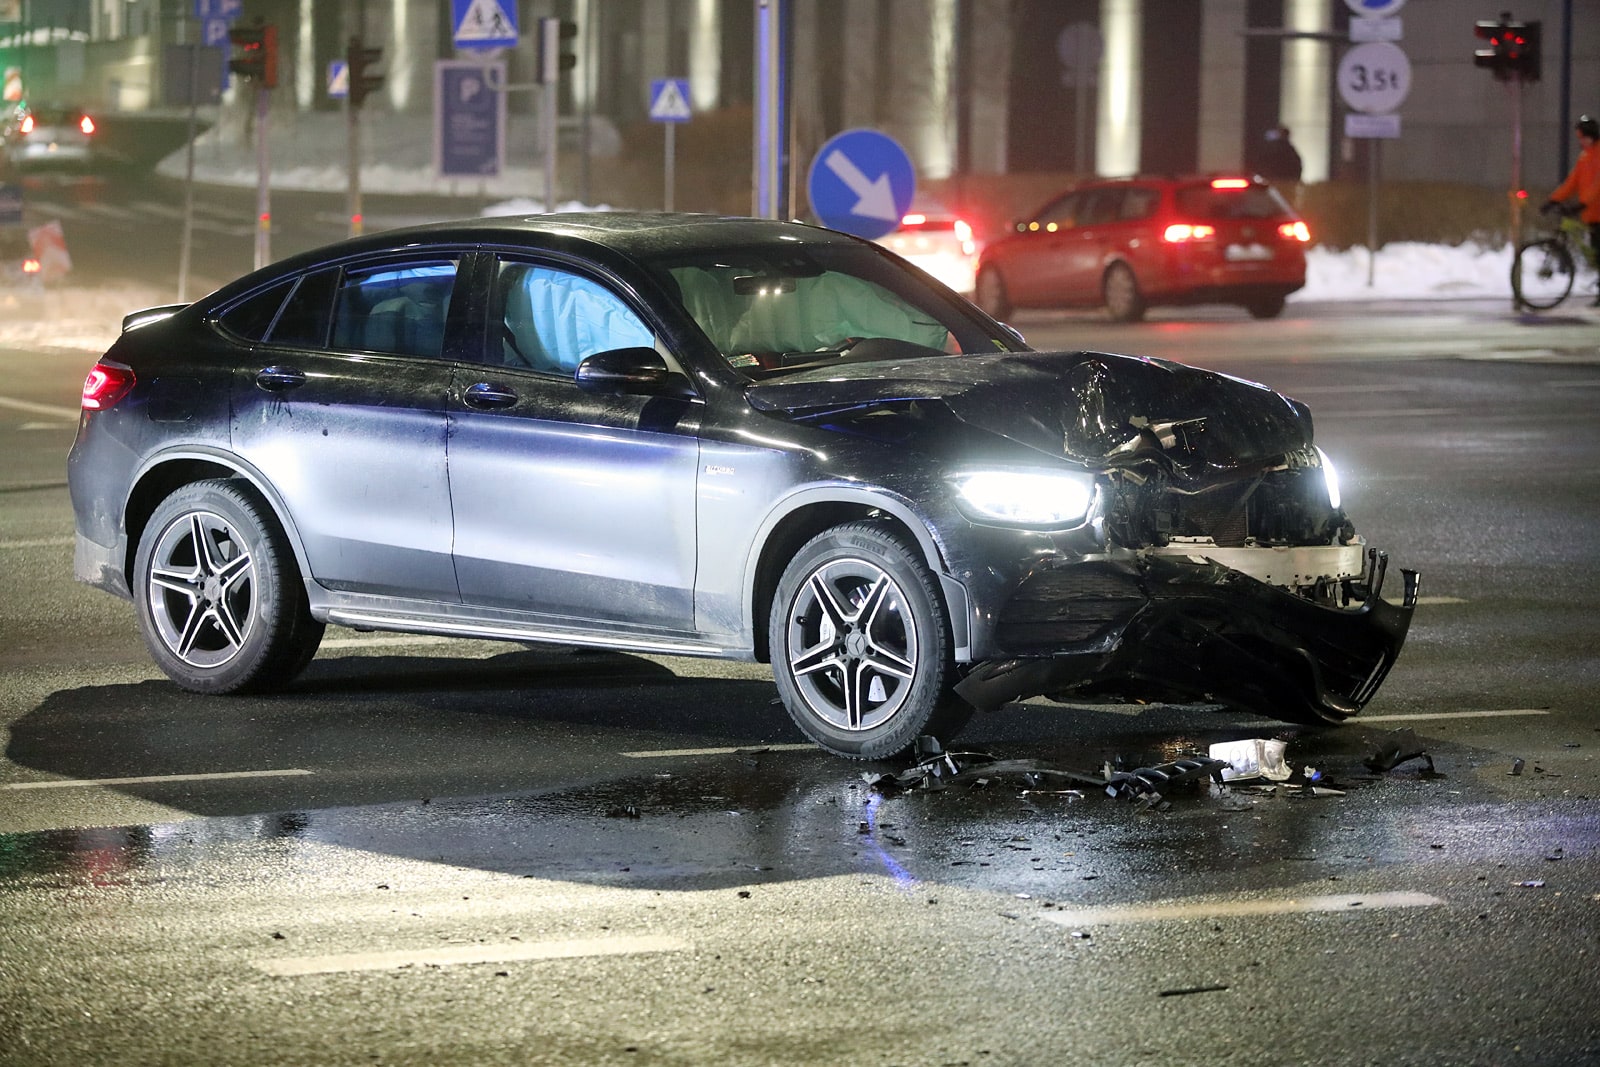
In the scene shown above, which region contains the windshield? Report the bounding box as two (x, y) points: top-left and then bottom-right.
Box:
(644, 243), (1019, 379)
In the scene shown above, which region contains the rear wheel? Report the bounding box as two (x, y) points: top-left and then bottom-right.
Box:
(1511, 238), (1575, 310)
(974, 266), (1012, 320)
(1103, 263), (1145, 322)
(133, 479), (323, 694)
(1245, 294), (1287, 319)
(769, 522), (972, 760)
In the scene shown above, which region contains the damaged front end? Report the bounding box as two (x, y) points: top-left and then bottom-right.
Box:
(954, 357), (1419, 725)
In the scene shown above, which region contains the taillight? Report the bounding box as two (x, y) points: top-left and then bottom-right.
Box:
(18, 114), (33, 135)
(22, 257), (40, 274)
(901, 213), (926, 227)
(1278, 221), (1311, 242)
(1210, 177), (1251, 190)
(1163, 223), (1216, 243)
(81, 363), (136, 411)
(79, 115), (95, 135)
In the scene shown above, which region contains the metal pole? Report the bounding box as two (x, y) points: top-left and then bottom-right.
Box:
(347, 85), (362, 236)
(254, 85), (270, 270)
(1365, 140), (1379, 288)
(664, 122), (675, 212)
(1510, 76), (1524, 254)
(178, 36), (199, 302)
(543, 81), (558, 210)
(752, 0), (790, 219)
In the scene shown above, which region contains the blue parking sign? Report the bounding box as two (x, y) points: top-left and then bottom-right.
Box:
(806, 129), (915, 240)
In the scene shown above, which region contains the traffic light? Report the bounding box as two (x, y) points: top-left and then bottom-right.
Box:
(537, 17), (578, 85)
(347, 37), (384, 108)
(1474, 13), (1540, 83)
(229, 20), (278, 90)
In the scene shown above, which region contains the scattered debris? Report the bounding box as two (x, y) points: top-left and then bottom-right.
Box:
(1158, 984), (1230, 997)
(604, 804), (642, 819)
(1509, 758), (1525, 776)
(1364, 728), (1435, 774)
(1209, 738), (1293, 783)
(1516, 880), (1546, 889)
(1104, 757), (1228, 802)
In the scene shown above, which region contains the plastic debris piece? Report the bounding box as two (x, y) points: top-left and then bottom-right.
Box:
(1363, 728), (1434, 773)
(1516, 880), (1546, 888)
(1105, 757), (1228, 801)
(1508, 758), (1525, 776)
(1158, 984), (1230, 997)
(1209, 738), (1293, 783)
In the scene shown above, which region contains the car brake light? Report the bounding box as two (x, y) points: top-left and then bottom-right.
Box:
(1210, 177), (1251, 189)
(1278, 221), (1311, 242)
(18, 114), (33, 135)
(81, 363), (136, 411)
(901, 213), (926, 227)
(22, 257), (40, 274)
(79, 115), (95, 135)
(1163, 223), (1216, 243)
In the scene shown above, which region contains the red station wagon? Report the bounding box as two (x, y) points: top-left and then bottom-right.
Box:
(974, 175), (1310, 323)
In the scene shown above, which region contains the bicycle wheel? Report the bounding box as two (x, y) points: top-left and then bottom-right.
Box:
(1512, 238), (1575, 310)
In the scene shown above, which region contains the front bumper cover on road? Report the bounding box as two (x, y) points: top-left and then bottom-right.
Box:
(955, 548), (1419, 725)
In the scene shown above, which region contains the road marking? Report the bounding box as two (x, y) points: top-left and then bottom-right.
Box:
(1356, 708), (1550, 723)
(1284, 384), (1421, 394)
(1414, 596), (1466, 605)
(1314, 408), (1455, 419)
(621, 743), (816, 758)
(0, 395), (79, 420)
(0, 536), (74, 550)
(253, 934), (691, 977)
(1043, 891), (1443, 928)
(319, 633), (460, 650)
(1, 769), (313, 791)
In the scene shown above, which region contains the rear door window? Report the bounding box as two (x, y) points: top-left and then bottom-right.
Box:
(330, 260), (460, 359)
(1176, 184), (1293, 220)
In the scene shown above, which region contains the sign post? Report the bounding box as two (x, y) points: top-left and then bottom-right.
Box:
(1338, 35), (1411, 286)
(649, 79), (692, 211)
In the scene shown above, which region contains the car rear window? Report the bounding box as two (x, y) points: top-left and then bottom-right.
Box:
(1175, 184), (1293, 220)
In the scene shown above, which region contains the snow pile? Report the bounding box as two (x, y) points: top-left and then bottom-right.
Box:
(1300, 241), (1512, 302)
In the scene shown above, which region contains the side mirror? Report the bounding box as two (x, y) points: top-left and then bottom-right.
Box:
(575, 347), (694, 398)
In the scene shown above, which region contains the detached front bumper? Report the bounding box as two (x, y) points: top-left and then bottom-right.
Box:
(955, 548), (1419, 725)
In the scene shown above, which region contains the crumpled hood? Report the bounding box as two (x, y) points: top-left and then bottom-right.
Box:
(743, 350), (1314, 474)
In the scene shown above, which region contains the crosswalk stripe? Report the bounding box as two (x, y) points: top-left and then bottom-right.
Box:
(1043, 891), (1443, 928)
(253, 935), (691, 977)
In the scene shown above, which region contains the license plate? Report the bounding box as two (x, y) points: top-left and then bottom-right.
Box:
(1225, 243), (1274, 262)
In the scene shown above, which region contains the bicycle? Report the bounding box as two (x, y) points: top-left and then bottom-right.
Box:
(1511, 204), (1597, 310)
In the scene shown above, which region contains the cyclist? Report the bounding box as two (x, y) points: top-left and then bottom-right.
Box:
(1541, 114), (1600, 305)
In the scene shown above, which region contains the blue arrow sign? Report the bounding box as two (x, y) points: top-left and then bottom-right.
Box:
(807, 129), (915, 240)
(452, 0), (518, 50)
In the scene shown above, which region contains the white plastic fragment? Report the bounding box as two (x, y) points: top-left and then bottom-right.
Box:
(1209, 738), (1293, 783)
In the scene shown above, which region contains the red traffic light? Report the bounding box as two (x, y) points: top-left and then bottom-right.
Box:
(1474, 13), (1540, 82)
(229, 21), (278, 89)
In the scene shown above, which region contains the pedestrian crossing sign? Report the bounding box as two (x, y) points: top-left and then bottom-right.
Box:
(649, 79), (692, 123)
(452, 0), (518, 50)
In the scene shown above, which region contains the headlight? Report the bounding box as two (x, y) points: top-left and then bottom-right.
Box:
(1315, 447), (1341, 510)
(953, 470), (1096, 527)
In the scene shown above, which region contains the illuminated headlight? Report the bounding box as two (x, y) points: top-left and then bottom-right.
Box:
(1316, 447), (1341, 510)
(953, 470), (1096, 527)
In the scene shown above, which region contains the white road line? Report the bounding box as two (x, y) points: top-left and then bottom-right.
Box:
(1314, 408), (1456, 419)
(1043, 891), (1443, 928)
(1414, 596), (1467, 605)
(1356, 709), (1550, 723)
(621, 743), (816, 758)
(0, 537), (74, 550)
(253, 934), (690, 977)
(1, 769), (313, 791)
(1284, 384), (1421, 394)
(0, 395), (79, 420)
(318, 634), (460, 650)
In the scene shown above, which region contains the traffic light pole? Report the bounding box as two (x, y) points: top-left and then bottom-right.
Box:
(348, 94), (363, 237)
(1510, 76), (1524, 255)
(254, 84), (271, 270)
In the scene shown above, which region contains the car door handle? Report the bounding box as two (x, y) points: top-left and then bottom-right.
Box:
(255, 366), (306, 392)
(463, 381), (518, 409)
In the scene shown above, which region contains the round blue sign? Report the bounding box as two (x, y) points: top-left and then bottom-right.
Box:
(806, 129), (916, 240)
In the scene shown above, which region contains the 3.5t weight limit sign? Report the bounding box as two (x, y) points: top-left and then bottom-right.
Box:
(1337, 41), (1411, 114)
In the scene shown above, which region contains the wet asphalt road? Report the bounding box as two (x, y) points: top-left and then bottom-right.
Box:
(3, 295), (1600, 1064)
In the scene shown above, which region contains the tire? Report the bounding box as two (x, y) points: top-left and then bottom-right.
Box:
(133, 479), (323, 694)
(1103, 262), (1145, 322)
(769, 522), (972, 760)
(974, 266), (1012, 321)
(1511, 238), (1575, 310)
(1245, 294), (1286, 319)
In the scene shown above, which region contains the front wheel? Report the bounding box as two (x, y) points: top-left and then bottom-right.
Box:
(1103, 263), (1146, 322)
(769, 522), (972, 760)
(133, 479), (323, 694)
(974, 266), (1012, 321)
(1511, 238), (1575, 310)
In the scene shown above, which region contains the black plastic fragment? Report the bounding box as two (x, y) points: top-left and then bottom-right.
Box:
(1363, 727), (1434, 773)
(1105, 757), (1228, 800)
